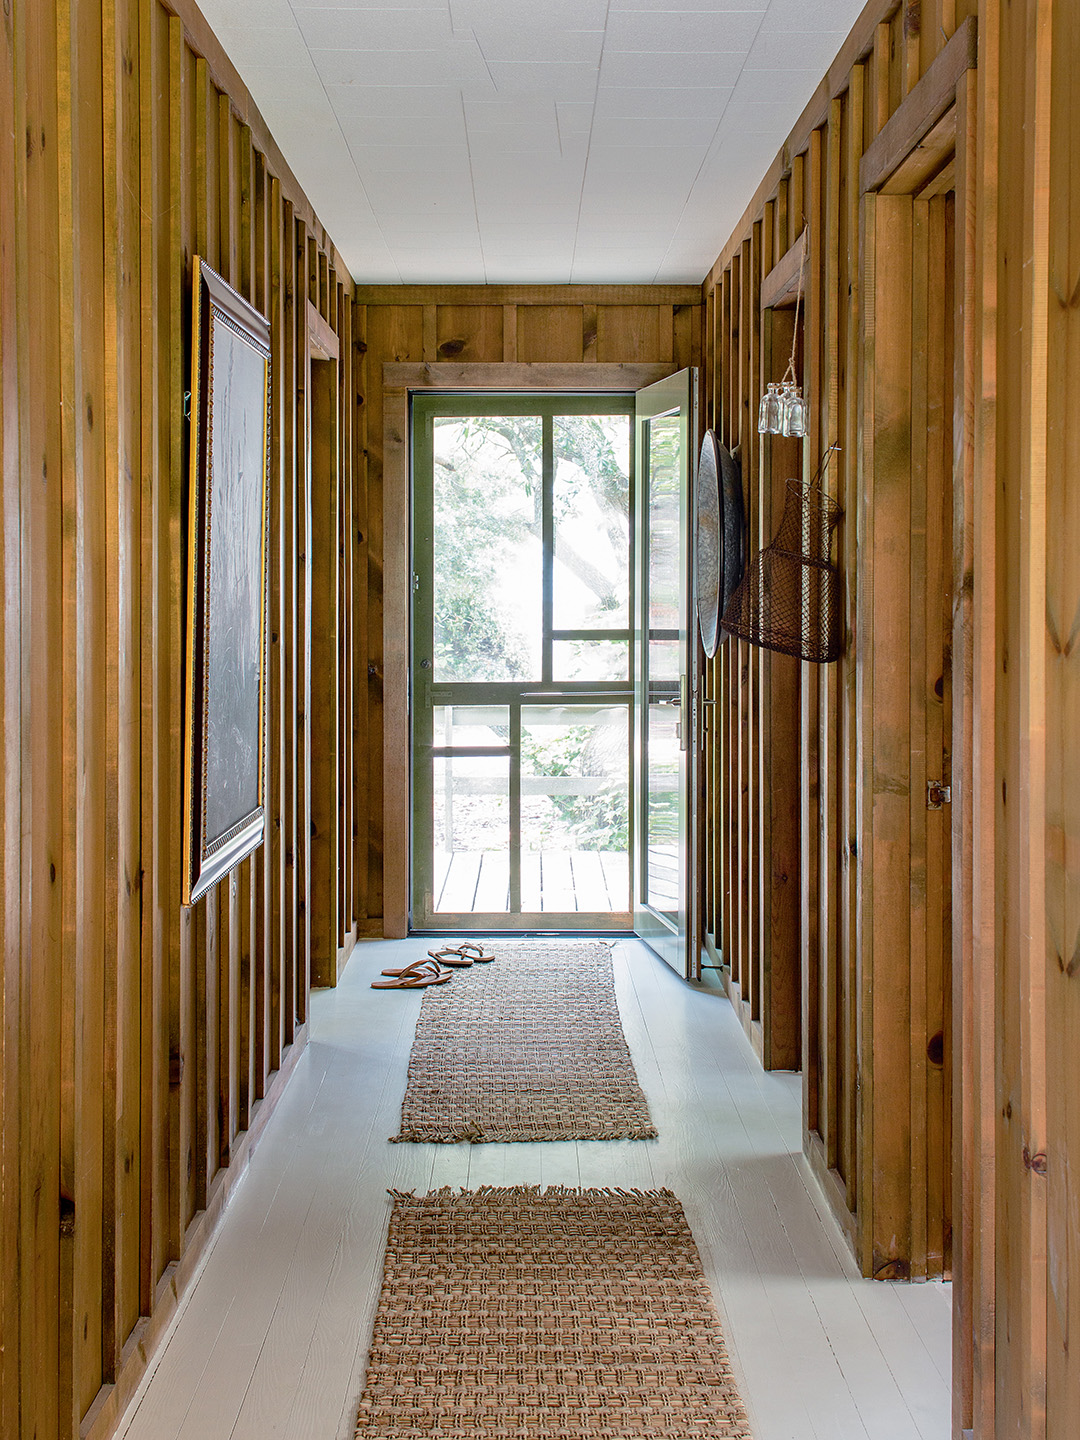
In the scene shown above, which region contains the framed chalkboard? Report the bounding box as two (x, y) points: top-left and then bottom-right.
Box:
(183, 257), (271, 905)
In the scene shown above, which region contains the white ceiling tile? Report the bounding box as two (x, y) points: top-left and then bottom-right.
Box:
(592, 86), (733, 120)
(452, 0), (610, 28)
(590, 115), (717, 147)
(339, 113), (468, 147)
(600, 51), (746, 89)
(747, 30), (847, 68)
(379, 226), (479, 246)
(195, 0), (873, 284)
(576, 226), (679, 243)
(761, 0), (863, 27)
(610, 0), (767, 10)
(555, 101), (593, 135)
(208, 0), (296, 23)
(289, 0), (449, 8)
(293, 7), (456, 49)
(465, 98), (557, 128)
(586, 148), (700, 187)
(359, 171), (473, 209)
(485, 61), (599, 99)
(324, 84), (467, 117)
(604, 10), (764, 53)
(211, 23), (309, 71)
(347, 145), (475, 182)
(470, 22), (604, 64)
(311, 40), (492, 89)
(467, 128), (562, 155)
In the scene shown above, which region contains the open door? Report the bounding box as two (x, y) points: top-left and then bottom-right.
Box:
(633, 369), (697, 977)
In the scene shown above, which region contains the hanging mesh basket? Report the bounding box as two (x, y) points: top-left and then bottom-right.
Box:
(720, 479), (844, 663)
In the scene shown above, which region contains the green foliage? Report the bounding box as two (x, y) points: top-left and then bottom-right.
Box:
(521, 724), (629, 852)
(433, 413), (630, 679)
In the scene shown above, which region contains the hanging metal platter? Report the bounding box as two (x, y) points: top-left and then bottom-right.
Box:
(695, 431), (745, 656)
(718, 441), (745, 634)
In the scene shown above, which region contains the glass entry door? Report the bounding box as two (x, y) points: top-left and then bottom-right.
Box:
(633, 370), (696, 976)
(411, 394), (635, 931)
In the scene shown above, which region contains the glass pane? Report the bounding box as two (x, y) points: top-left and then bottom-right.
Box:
(553, 415), (631, 632)
(645, 700), (679, 917)
(647, 413), (681, 638)
(552, 638), (629, 683)
(520, 705), (630, 913)
(433, 416), (543, 683)
(432, 705), (510, 749)
(433, 754), (510, 913)
(648, 637), (680, 683)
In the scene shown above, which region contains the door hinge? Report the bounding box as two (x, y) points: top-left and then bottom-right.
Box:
(926, 780), (952, 810)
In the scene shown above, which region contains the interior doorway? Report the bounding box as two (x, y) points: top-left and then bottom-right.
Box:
(860, 179), (957, 1282)
(410, 393), (636, 931)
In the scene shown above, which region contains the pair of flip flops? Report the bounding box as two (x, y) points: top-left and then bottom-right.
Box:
(370, 942), (495, 989)
(426, 942), (495, 967)
(371, 958), (450, 989)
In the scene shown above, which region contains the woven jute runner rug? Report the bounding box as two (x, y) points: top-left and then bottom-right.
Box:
(355, 1186), (753, 1439)
(392, 940), (657, 1143)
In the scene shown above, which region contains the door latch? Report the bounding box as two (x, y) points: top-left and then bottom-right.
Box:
(926, 780), (952, 810)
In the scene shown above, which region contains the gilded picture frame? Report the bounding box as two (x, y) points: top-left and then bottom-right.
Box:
(183, 256), (271, 905)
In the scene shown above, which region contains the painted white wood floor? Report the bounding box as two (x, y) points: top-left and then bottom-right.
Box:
(116, 938), (952, 1440)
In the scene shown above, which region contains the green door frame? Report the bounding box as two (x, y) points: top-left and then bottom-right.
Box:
(633, 369), (698, 979)
(411, 391), (636, 932)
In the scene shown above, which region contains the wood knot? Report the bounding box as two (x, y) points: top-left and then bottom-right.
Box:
(1023, 1147), (1047, 1176)
(437, 337), (466, 359)
(873, 1257), (909, 1281)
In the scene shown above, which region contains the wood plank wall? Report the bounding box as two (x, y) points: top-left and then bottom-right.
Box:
(701, 0), (977, 1287)
(701, 0), (1080, 1437)
(351, 286), (702, 934)
(0, 2), (358, 1437)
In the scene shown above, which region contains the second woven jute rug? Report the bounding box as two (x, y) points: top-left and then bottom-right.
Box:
(355, 1185), (753, 1439)
(392, 940), (657, 1143)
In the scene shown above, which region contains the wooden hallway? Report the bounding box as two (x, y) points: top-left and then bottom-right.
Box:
(116, 940), (951, 1440)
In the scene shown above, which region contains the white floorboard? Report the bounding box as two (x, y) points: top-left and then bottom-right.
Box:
(116, 937), (952, 1440)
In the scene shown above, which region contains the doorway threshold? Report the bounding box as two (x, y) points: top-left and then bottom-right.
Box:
(410, 927), (635, 940)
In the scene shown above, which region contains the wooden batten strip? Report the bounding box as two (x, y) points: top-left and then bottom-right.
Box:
(819, 100), (843, 1175)
(761, 228), (807, 311)
(840, 62), (865, 1216)
(860, 15), (977, 194)
(354, 284), (701, 306)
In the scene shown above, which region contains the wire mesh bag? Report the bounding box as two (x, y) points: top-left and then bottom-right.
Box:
(721, 478), (843, 663)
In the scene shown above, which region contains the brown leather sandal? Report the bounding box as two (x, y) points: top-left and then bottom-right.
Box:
(371, 964), (451, 989)
(381, 958), (443, 978)
(427, 946), (474, 967)
(456, 941), (495, 963)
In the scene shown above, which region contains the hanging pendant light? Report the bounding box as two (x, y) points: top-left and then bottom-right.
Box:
(758, 228), (808, 436)
(758, 382), (782, 435)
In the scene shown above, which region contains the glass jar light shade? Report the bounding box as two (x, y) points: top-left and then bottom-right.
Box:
(758, 382), (782, 435)
(780, 384), (808, 437)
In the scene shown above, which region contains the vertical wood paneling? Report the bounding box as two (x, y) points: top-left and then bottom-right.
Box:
(700, 0), (983, 1297)
(1046, 6), (1080, 1435)
(354, 288), (702, 935)
(1, 1), (351, 1433)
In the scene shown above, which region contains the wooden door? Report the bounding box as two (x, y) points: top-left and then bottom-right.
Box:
(859, 185), (955, 1281)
